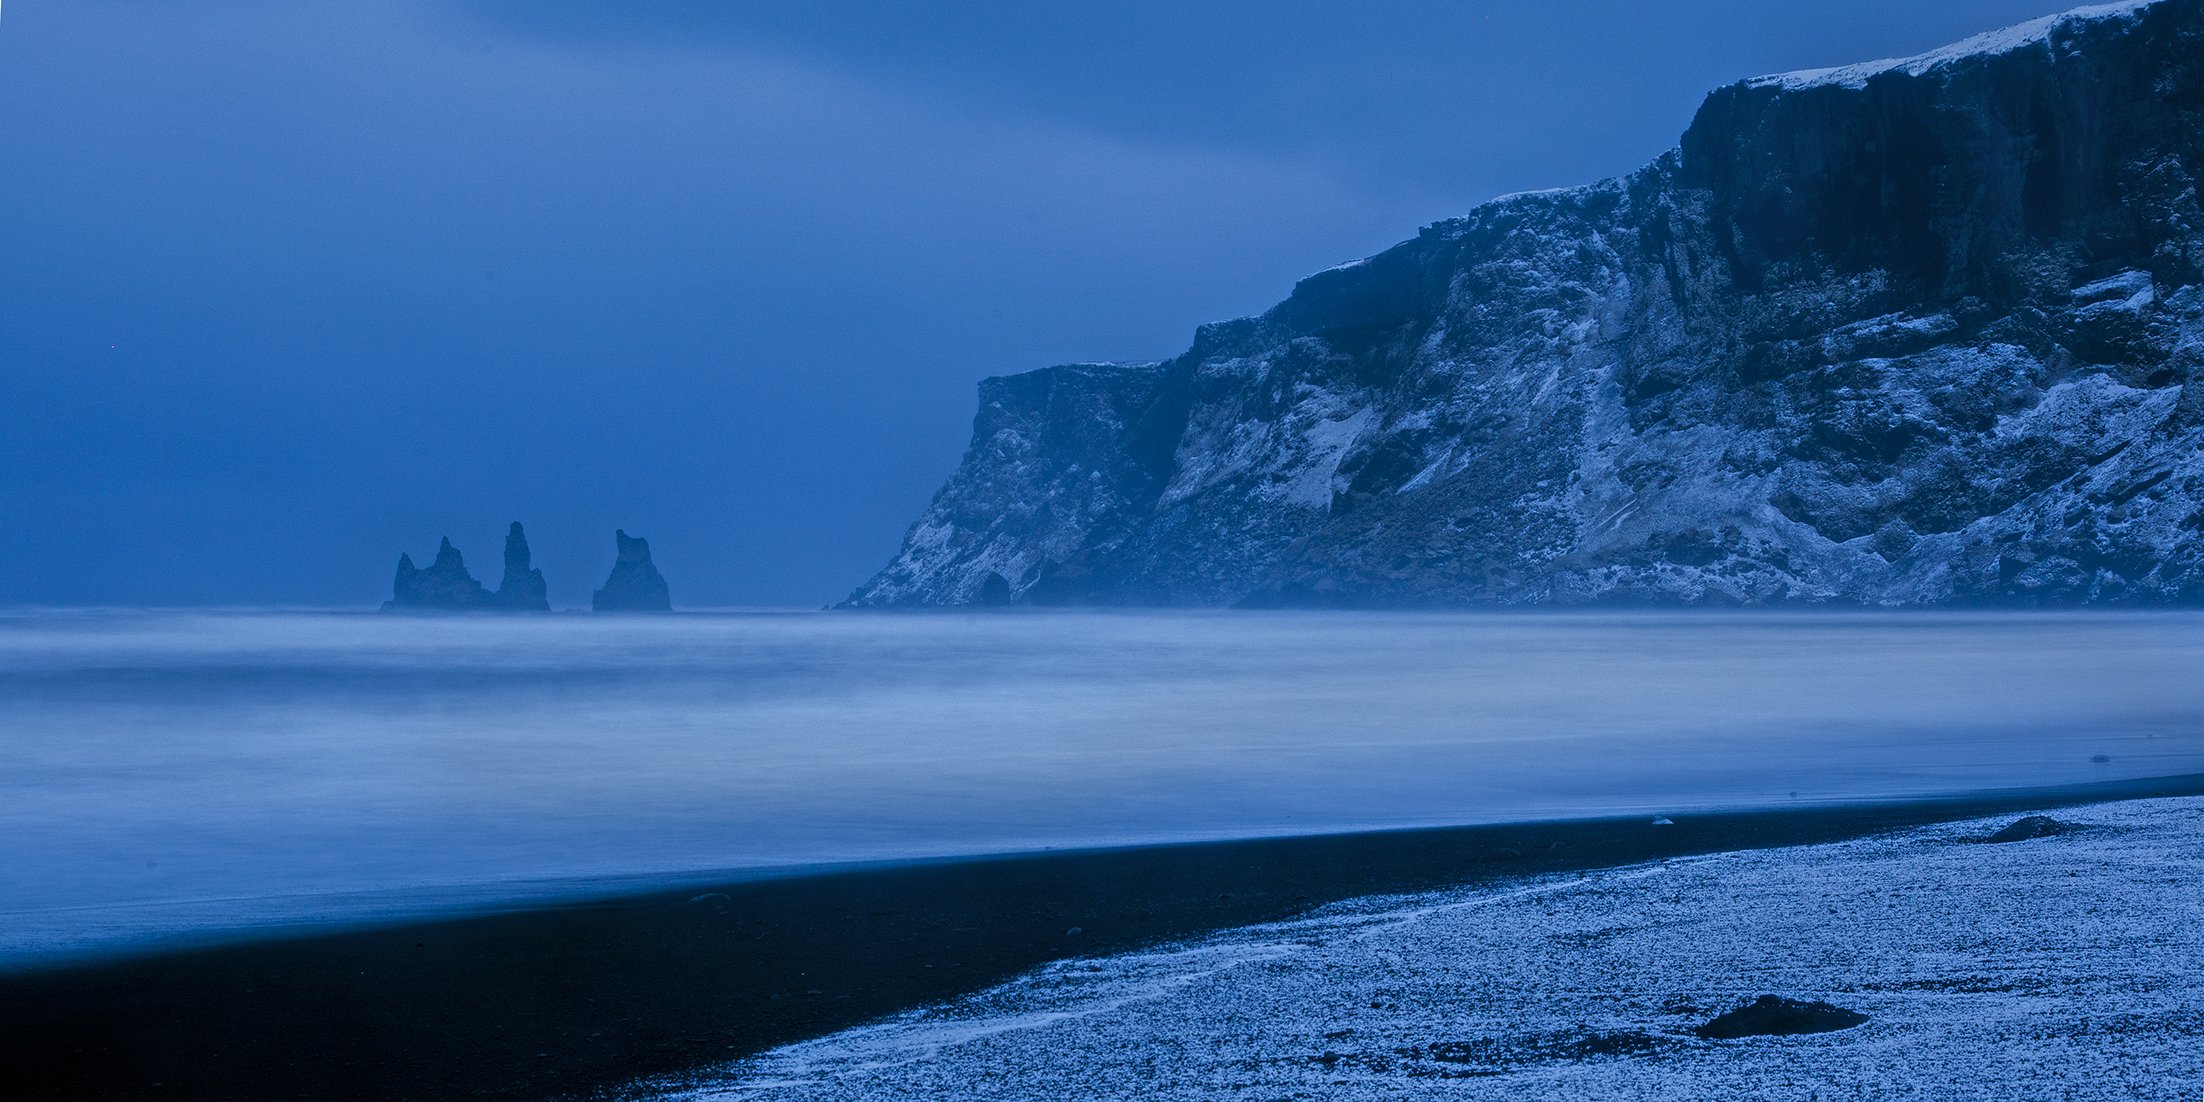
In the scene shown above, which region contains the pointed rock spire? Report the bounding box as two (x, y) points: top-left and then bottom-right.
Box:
(489, 521), (551, 611)
(591, 529), (673, 612)
(383, 536), (491, 610)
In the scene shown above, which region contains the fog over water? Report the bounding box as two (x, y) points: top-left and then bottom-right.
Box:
(2, 609), (2199, 965)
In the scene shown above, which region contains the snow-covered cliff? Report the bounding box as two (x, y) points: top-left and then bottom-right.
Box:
(850, 0), (2204, 608)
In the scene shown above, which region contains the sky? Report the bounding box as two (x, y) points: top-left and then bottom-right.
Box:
(0, 0), (2095, 608)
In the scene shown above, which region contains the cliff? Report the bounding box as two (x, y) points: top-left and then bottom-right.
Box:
(849, 0), (2204, 608)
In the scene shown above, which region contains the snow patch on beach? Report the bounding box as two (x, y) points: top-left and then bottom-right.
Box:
(648, 797), (2204, 1100)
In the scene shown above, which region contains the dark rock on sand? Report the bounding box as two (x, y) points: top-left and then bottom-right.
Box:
(489, 522), (551, 611)
(1694, 995), (1868, 1039)
(384, 537), (491, 611)
(592, 529), (673, 612)
(1983, 815), (2080, 843)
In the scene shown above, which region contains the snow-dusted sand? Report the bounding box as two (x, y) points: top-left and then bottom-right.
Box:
(647, 797), (2204, 1101)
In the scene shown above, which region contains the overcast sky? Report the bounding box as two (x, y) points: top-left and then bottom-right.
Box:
(0, 0), (2089, 607)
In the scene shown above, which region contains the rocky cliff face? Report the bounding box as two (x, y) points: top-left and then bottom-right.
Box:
(592, 530), (673, 612)
(849, 0), (2204, 608)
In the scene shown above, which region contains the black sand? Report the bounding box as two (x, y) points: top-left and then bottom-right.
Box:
(5, 774), (2201, 1101)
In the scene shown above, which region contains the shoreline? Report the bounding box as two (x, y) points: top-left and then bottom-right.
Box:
(5, 773), (2203, 1101)
(685, 791), (2204, 1099)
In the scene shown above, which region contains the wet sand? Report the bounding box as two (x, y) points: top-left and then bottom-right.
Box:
(5, 773), (2202, 1101)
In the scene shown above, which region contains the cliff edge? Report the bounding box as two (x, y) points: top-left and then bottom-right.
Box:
(850, 0), (2204, 608)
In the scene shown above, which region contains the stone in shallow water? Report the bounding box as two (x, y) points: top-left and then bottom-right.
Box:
(1694, 995), (1868, 1039)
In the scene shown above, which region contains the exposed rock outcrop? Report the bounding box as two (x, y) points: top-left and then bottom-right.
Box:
(488, 521), (551, 611)
(592, 530), (673, 612)
(1694, 996), (1869, 1039)
(849, 0), (2204, 608)
(384, 537), (491, 611)
(1981, 814), (2081, 842)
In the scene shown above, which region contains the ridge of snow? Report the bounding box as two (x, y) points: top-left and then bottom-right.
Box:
(1748, 0), (2159, 90)
(1483, 183), (1597, 205)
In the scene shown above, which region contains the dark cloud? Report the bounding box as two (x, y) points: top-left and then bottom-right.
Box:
(447, 0), (2083, 195)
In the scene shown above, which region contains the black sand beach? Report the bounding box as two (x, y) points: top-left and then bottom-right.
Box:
(6, 774), (2203, 1102)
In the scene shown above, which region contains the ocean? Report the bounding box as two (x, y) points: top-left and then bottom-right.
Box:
(2, 608), (2198, 965)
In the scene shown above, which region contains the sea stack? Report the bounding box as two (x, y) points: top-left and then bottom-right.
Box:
(384, 537), (491, 610)
(488, 521), (551, 611)
(592, 530), (673, 612)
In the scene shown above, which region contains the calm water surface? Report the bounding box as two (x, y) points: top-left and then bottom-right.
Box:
(2, 609), (2199, 964)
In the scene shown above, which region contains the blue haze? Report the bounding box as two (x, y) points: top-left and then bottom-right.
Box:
(3, 609), (2200, 964)
(0, 0), (2101, 606)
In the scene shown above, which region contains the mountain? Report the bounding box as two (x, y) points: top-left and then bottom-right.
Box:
(848, 0), (2204, 609)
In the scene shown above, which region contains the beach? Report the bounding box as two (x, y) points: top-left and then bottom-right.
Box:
(5, 609), (2201, 1098)
(659, 791), (2204, 1101)
(6, 774), (2202, 1100)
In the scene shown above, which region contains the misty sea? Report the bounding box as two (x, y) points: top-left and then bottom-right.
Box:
(2, 608), (2199, 966)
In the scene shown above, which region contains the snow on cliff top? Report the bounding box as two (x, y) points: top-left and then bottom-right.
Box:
(1749, 0), (2159, 90)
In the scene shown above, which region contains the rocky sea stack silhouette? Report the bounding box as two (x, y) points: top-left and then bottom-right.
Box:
(849, 0), (2204, 608)
(490, 522), (551, 611)
(383, 523), (551, 612)
(592, 530), (674, 612)
(385, 537), (490, 611)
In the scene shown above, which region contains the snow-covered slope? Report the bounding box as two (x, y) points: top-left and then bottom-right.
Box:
(644, 797), (2204, 1101)
(849, 0), (2204, 608)
(1750, 0), (2157, 89)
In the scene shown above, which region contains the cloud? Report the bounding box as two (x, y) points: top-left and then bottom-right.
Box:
(0, 0), (1447, 604)
(1, 0), (2090, 604)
